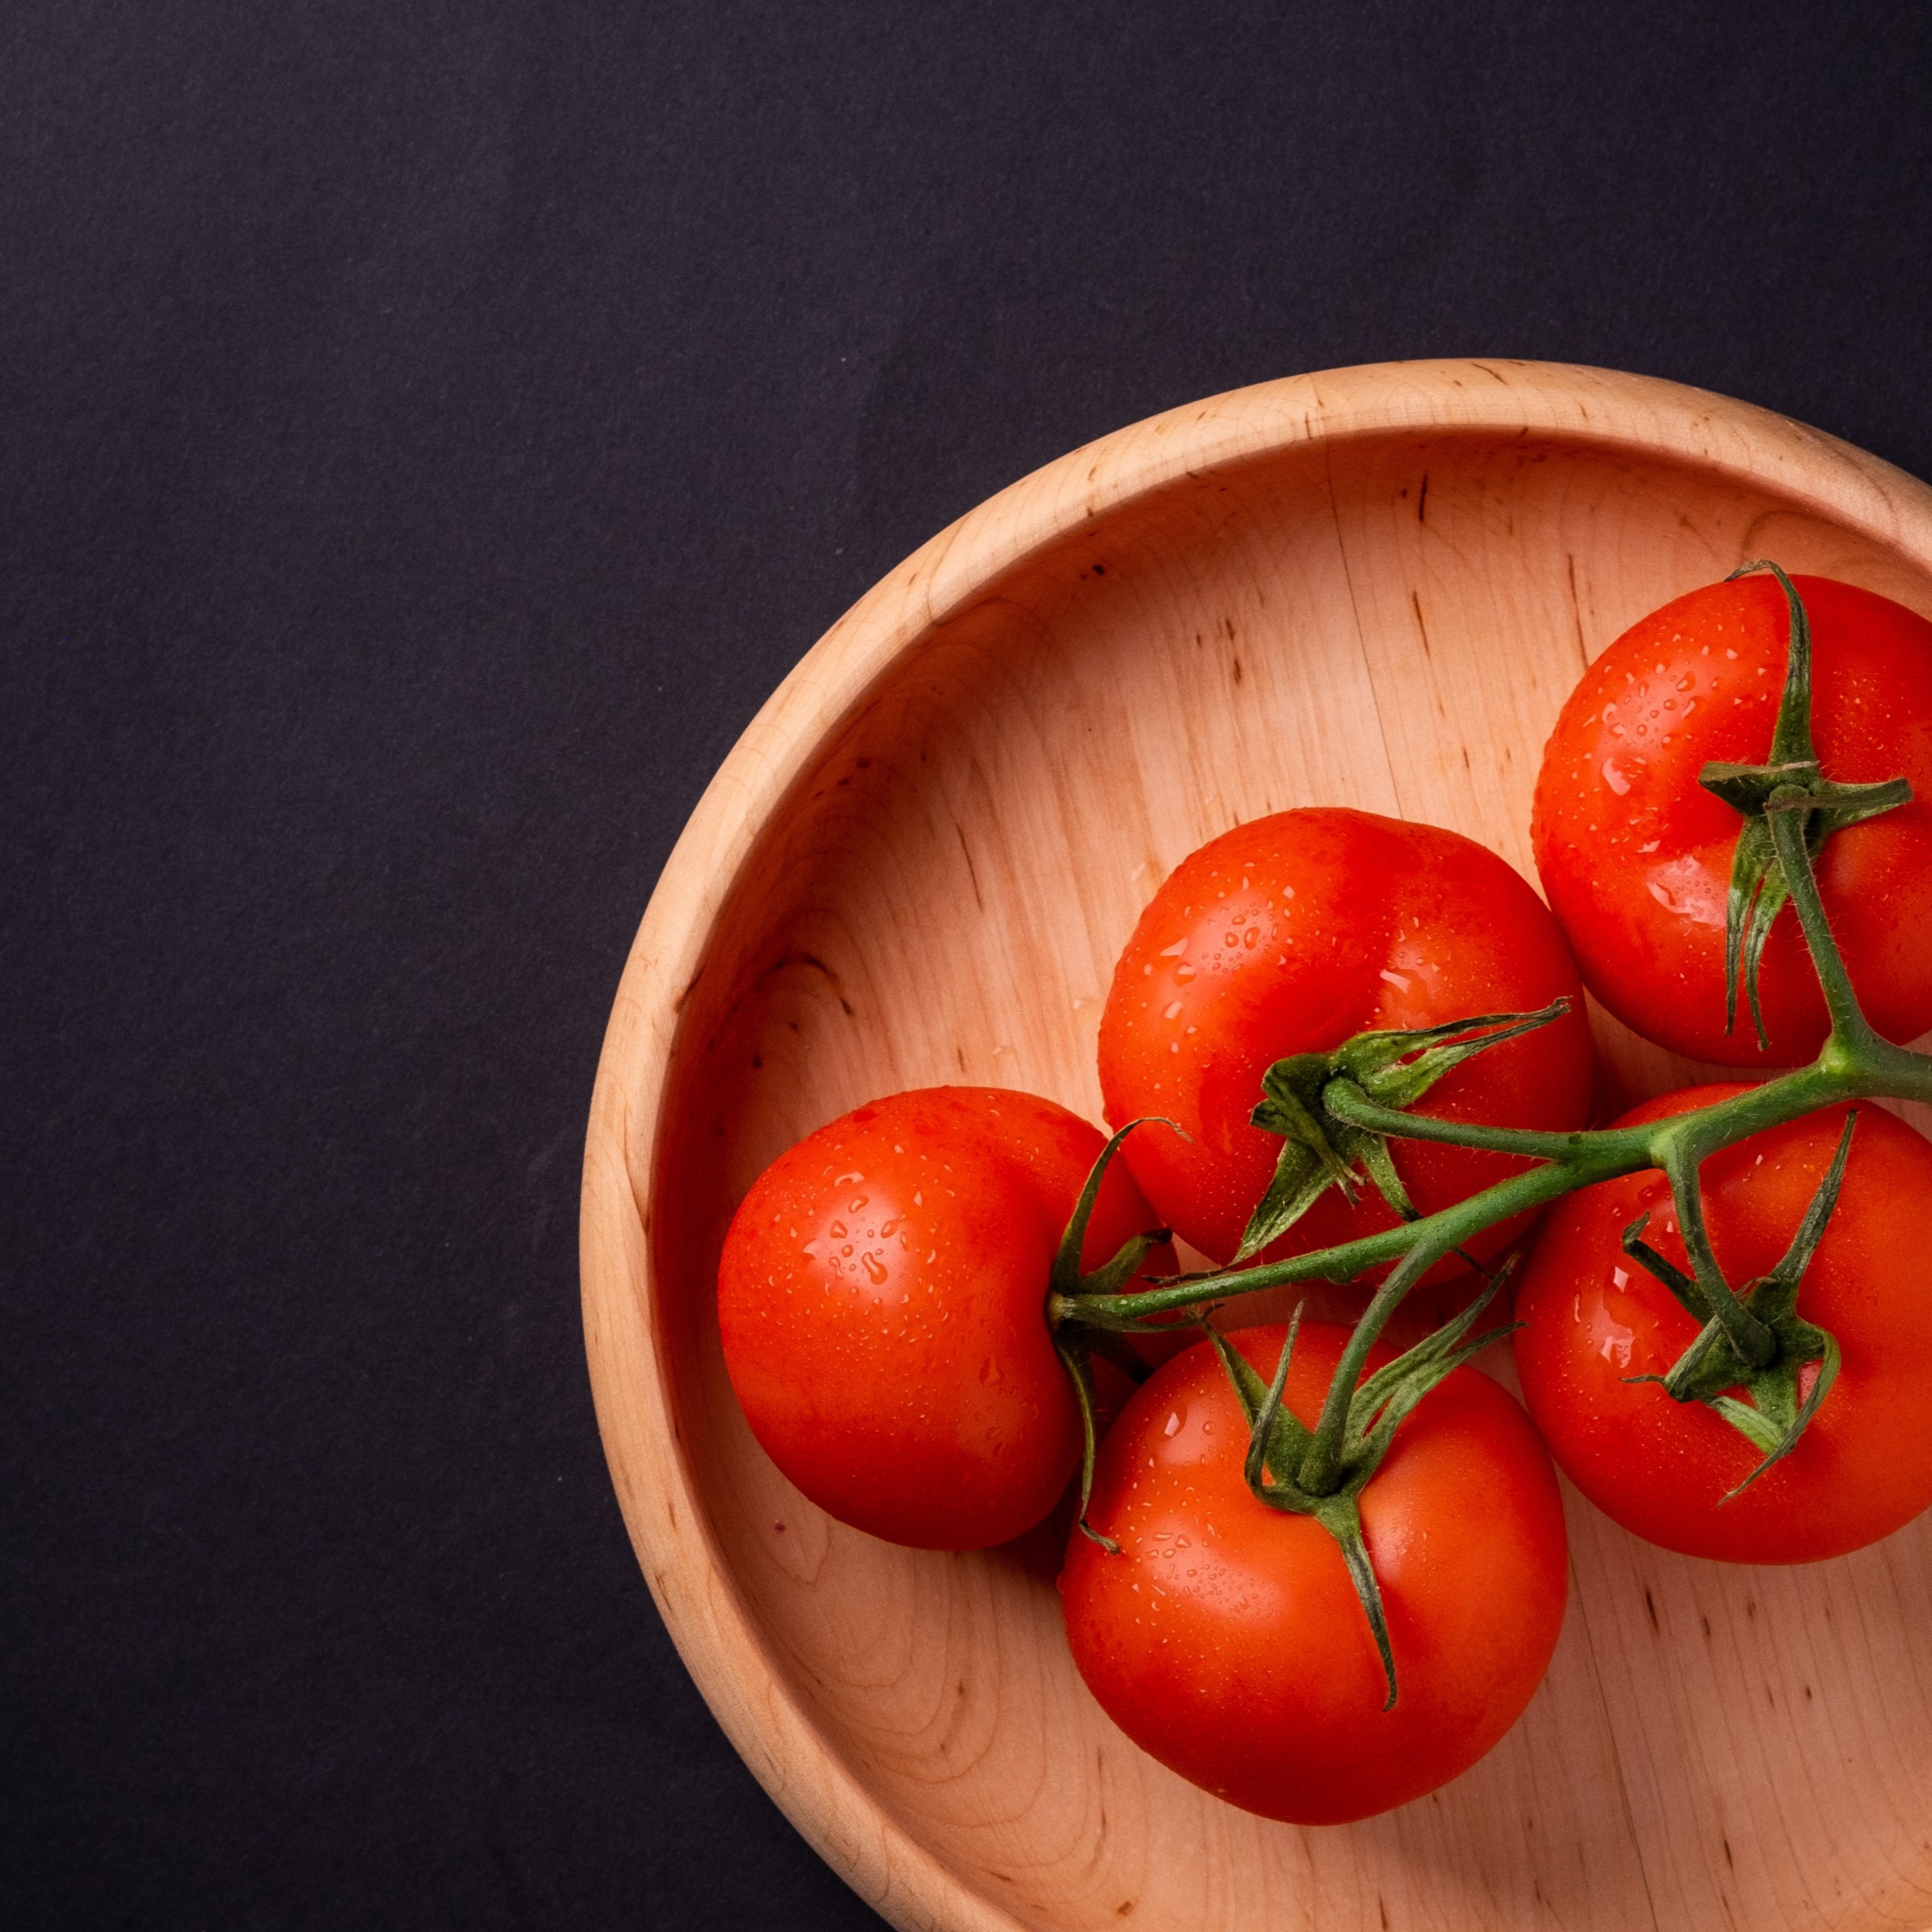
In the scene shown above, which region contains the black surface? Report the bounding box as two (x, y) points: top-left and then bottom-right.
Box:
(7, 4), (1931, 1925)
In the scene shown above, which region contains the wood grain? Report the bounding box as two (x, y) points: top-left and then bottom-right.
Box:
(581, 360), (1932, 1932)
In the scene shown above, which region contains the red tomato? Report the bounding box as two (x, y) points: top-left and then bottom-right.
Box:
(1531, 573), (1932, 1065)
(1513, 1086), (1932, 1562)
(717, 1087), (1173, 1551)
(1060, 1321), (1567, 1824)
(1096, 809), (1593, 1279)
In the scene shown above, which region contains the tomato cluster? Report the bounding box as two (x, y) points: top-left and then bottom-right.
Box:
(713, 567), (1932, 1829)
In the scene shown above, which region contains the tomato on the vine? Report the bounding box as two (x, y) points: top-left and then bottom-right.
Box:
(1060, 1321), (1567, 1824)
(1514, 1085), (1932, 1563)
(716, 1087), (1173, 1551)
(1532, 573), (1932, 1065)
(1096, 808), (1593, 1280)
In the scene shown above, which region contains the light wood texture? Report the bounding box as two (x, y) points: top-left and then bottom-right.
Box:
(581, 361), (1932, 1932)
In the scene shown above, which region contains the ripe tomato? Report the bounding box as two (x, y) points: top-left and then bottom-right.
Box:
(1531, 573), (1932, 1065)
(1060, 1321), (1567, 1824)
(1513, 1085), (1932, 1562)
(1096, 808), (1592, 1279)
(716, 1087), (1173, 1551)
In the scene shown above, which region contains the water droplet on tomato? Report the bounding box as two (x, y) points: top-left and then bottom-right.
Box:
(861, 1252), (888, 1285)
(1601, 759), (1631, 796)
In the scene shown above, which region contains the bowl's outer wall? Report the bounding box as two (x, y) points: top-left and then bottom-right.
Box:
(583, 362), (1932, 1932)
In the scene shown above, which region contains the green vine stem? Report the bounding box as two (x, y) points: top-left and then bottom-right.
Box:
(1051, 1050), (1921, 1336)
(1046, 561), (1930, 1705)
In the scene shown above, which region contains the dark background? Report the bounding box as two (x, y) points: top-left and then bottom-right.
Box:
(6, 3), (1930, 1925)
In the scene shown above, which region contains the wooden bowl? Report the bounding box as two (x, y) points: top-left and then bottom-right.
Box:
(581, 360), (1932, 1932)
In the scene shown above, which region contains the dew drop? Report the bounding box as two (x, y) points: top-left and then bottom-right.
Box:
(1163, 1410), (1181, 1437)
(1601, 759), (1632, 796)
(1164, 1000), (1183, 1020)
(861, 1252), (888, 1285)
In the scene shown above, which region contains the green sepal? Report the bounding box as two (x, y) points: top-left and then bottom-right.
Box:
(1619, 1209), (1710, 1322)
(1621, 1111), (1856, 1495)
(1205, 1270), (1517, 1708)
(1052, 1335), (1120, 1553)
(1341, 1265), (1520, 1471)
(1235, 1000), (1570, 1263)
(1049, 1116), (1177, 1299)
(1047, 1118), (1180, 1552)
(1701, 562), (1914, 1046)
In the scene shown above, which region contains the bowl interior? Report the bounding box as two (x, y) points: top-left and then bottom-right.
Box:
(649, 420), (1932, 1932)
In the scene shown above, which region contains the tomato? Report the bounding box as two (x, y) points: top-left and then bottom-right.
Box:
(1096, 808), (1593, 1280)
(1513, 1085), (1932, 1562)
(716, 1087), (1173, 1551)
(1531, 573), (1932, 1065)
(1059, 1321), (1567, 1824)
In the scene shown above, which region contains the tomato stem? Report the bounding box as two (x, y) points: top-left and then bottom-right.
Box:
(1293, 1241), (1441, 1496)
(1053, 1042), (1932, 1337)
(1764, 788), (1880, 1054)
(1657, 1128), (1776, 1369)
(1322, 1080), (1589, 1161)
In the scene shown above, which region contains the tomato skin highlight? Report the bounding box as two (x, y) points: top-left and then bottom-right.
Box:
(716, 1087), (1172, 1551)
(1060, 1322), (1568, 1825)
(1514, 1086), (1932, 1563)
(1096, 808), (1593, 1277)
(1531, 573), (1932, 1065)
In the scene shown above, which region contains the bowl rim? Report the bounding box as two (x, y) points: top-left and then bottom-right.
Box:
(578, 358), (1932, 1931)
